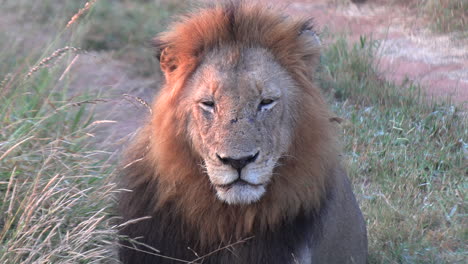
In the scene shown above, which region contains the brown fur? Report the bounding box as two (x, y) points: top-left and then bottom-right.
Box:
(119, 1), (349, 259)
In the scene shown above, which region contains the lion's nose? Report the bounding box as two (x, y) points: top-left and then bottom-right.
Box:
(216, 152), (259, 173)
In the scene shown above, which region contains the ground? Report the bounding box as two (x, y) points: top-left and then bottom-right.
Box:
(280, 0), (467, 105)
(68, 52), (156, 151)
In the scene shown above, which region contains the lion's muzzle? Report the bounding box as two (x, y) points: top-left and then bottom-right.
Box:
(216, 151), (259, 175)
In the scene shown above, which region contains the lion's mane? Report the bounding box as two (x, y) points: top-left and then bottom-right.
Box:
(119, 0), (339, 249)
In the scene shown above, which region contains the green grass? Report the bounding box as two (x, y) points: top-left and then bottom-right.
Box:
(424, 0), (467, 34)
(319, 35), (467, 263)
(390, 0), (467, 35)
(0, 0), (466, 263)
(77, 0), (188, 77)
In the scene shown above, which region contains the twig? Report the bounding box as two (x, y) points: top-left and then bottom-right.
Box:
(189, 236), (254, 263)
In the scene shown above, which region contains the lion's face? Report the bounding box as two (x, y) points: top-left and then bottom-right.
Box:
(184, 48), (297, 204)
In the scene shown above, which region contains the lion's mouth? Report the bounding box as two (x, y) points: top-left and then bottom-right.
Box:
(215, 179), (264, 191)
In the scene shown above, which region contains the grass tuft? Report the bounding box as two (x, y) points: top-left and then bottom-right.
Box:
(391, 0), (467, 35)
(0, 54), (119, 262)
(422, 0), (467, 34)
(77, 0), (188, 77)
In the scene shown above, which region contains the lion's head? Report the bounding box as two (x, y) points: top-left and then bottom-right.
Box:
(183, 47), (299, 204)
(123, 1), (340, 243)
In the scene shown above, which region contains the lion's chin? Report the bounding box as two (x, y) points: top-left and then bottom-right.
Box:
(214, 183), (266, 205)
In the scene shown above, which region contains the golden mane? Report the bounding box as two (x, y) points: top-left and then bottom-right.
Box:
(121, 1), (339, 246)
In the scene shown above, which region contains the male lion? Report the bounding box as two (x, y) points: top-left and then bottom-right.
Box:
(118, 2), (367, 263)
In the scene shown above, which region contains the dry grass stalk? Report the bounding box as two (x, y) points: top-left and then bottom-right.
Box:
(0, 73), (12, 89)
(0, 136), (35, 161)
(25, 46), (79, 79)
(70, 98), (108, 107)
(59, 54), (80, 81)
(117, 236), (253, 264)
(123, 94), (152, 114)
(188, 236), (254, 263)
(66, 0), (98, 28)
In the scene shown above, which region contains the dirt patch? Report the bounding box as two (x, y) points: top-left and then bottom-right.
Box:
(67, 52), (160, 154)
(280, 0), (467, 106)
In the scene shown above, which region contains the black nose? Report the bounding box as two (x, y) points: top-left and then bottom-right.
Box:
(216, 152), (259, 173)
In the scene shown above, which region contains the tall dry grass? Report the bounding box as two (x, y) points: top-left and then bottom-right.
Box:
(0, 0), (185, 262)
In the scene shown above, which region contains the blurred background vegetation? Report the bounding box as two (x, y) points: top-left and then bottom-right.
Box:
(392, 0), (467, 34)
(0, 0), (466, 263)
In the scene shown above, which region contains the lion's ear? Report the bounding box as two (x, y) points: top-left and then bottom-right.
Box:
(152, 37), (164, 61)
(298, 24), (321, 72)
(152, 37), (178, 78)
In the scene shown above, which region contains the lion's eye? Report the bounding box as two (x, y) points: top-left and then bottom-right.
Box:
(260, 99), (274, 106)
(201, 101), (214, 107)
(200, 101), (215, 111)
(258, 99), (276, 111)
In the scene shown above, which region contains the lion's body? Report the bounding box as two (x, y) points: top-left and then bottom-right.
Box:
(118, 2), (367, 263)
(119, 166), (366, 264)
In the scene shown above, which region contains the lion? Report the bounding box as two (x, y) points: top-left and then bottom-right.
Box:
(118, 2), (367, 263)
